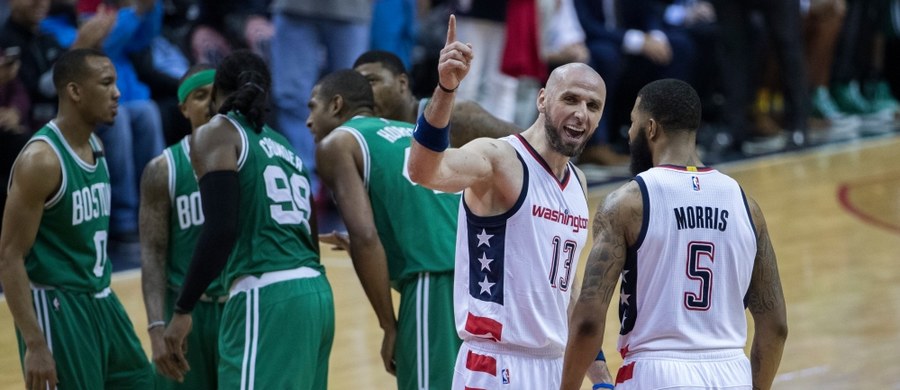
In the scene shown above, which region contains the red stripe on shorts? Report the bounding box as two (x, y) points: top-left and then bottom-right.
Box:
(465, 312), (503, 342)
(465, 350), (497, 376)
(616, 362), (635, 384)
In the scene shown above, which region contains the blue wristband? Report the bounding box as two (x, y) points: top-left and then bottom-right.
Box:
(592, 383), (614, 390)
(413, 114), (450, 152)
(595, 350), (606, 361)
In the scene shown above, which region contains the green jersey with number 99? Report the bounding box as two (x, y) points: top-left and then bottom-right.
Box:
(23, 122), (112, 293)
(219, 112), (322, 288)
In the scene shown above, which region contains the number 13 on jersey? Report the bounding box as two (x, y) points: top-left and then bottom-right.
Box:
(549, 236), (576, 291)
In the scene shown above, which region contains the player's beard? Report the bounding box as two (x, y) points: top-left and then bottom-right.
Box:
(544, 112), (588, 157)
(629, 125), (654, 176)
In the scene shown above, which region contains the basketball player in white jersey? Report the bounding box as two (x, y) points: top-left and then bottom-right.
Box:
(560, 79), (788, 390)
(408, 15), (613, 390)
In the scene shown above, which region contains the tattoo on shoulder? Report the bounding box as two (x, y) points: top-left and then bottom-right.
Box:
(581, 189), (630, 302)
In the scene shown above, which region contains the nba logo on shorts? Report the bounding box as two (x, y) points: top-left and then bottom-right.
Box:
(501, 368), (510, 384)
(691, 176), (701, 191)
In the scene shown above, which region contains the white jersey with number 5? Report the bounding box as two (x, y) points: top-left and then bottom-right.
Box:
(619, 165), (757, 357)
(454, 134), (590, 357)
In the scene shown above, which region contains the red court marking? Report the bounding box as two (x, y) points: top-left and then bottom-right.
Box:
(836, 176), (900, 235)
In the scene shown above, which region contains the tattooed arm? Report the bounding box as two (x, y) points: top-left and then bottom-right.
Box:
(448, 100), (521, 147)
(560, 181), (642, 390)
(746, 196), (788, 390)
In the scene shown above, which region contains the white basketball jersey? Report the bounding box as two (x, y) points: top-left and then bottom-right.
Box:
(618, 165), (757, 357)
(454, 135), (589, 357)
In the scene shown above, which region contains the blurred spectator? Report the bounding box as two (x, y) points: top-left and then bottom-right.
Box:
(502, 0), (546, 127)
(370, 0), (417, 69)
(662, 0), (721, 111)
(187, 0), (273, 64)
(0, 45), (30, 236)
(0, 1), (9, 22)
(803, 0), (862, 132)
(574, 0), (696, 165)
(409, 0), (451, 98)
(0, 47), (27, 135)
(270, 0), (371, 191)
(712, 0), (808, 155)
(831, 0), (899, 121)
(132, 35), (192, 146)
(540, 0), (590, 70)
(453, 0), (518, 123)
(0, 0), (110, 130)
(886, 6), (900, 101)
(43, 0), (165, 241)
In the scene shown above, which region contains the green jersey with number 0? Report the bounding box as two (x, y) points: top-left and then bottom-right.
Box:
(220, 112), (322, 288)
(335, 116), (458, 282)
(163, 136), (227, 296)
(23, 122), (112, 292)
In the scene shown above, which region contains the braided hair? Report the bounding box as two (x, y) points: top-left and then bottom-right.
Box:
(214, 50), (271, 132)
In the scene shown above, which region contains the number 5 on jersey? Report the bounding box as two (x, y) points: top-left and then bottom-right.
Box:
(685, 241), (714, 310)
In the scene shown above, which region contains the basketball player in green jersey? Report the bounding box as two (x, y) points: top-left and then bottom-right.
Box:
(0, 49), (153, 389)
(309, 69), (461, 390)
(162, 50), (334, 389)
(353, 50), (520, 147)
(140, 64), (226, 388)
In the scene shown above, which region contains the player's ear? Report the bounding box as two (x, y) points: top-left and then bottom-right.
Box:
(536, 88), (547, 113)
(398, 73), (410, 93)
(647, 118), (659, 141)
(66, 82), (81, 103)
(329, 95), (344, 115)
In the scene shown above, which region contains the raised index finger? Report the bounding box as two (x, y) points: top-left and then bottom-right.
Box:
(446, 14), (457, 45)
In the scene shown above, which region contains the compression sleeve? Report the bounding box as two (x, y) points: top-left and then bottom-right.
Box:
(174, 170), (240, 313)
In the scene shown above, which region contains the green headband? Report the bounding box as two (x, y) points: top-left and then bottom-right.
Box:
(177, 69), (216, 104)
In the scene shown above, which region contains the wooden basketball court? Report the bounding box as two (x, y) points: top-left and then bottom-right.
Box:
(2, 135), (899, 389)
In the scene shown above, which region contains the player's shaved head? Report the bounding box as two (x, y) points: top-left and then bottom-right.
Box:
(544, 63), (606, 100)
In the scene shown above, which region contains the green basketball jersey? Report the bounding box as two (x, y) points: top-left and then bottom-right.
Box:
(163, 136), (227, 297)
(24, 122), (112, 292)
(219, 112), (322, 288)
(336, 116), (458, 282)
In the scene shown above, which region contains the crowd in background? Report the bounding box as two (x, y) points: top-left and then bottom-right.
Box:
(1, 0), (899, 244)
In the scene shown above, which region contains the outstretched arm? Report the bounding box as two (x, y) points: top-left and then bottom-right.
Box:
(317, 131), (398, 375)
(0, 142), (60, 390)
(407, 15), (497, 194)
(560, 182), (640, 390)
(745, 196), (787, 390)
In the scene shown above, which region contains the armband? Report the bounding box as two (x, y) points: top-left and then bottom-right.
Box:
(413, 114), (450, 152)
